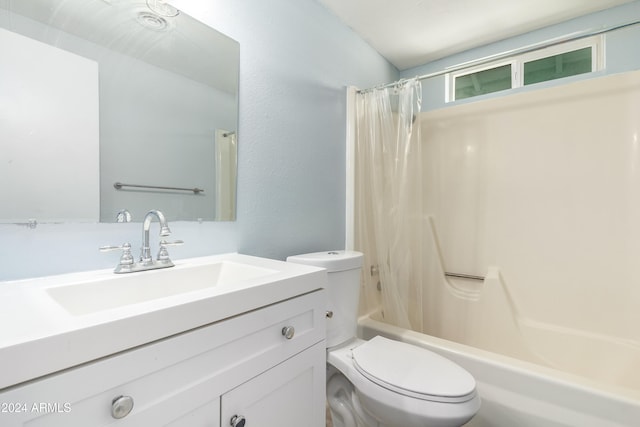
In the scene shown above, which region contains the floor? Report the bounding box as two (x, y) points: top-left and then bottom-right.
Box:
(326, 405), (333, 427)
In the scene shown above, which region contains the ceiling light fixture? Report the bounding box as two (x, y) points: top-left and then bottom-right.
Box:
(145, 0), (179, 18)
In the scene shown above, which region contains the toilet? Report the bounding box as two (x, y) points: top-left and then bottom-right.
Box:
(287, 250), (480, 427)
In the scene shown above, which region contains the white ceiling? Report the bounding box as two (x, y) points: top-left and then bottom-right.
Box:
(317, 0), (636, 70)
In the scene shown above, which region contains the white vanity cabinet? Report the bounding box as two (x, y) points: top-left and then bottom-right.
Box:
(0, 290), (326, 427)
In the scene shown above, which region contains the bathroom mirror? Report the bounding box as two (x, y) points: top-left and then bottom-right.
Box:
(0, 0), (239, 222)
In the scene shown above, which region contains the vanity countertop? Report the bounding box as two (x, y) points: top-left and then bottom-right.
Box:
(0, 253), (327, 390)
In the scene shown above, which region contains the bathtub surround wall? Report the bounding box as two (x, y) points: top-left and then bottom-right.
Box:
(0, 0), (397, 281)
(416, 70), (640, 388)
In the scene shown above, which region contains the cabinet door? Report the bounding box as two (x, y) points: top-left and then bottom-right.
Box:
(221, 342), (325, 427)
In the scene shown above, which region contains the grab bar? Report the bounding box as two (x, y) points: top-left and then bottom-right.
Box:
(444, 272), (485, 281)
(114, 182), (204, 194)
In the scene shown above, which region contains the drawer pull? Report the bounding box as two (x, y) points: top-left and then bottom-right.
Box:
(281, 326), (295, 340)
(111, 395), (134, 419)
(230, 414), (246, 427)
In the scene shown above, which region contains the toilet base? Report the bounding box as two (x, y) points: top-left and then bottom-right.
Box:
(327, 365), (379, 427)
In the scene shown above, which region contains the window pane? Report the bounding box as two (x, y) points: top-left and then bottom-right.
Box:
(524, 47), (592, 85)
(455, 64), (512, 100)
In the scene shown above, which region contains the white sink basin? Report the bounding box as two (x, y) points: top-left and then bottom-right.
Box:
(47, 260), (277, 316)
(0, 253), (327, 391)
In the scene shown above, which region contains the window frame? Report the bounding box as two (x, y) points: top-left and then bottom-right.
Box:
(449, 60), (517, 102)
(446, 35), (604, 103)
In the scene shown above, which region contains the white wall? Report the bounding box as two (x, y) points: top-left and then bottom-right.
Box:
(0, 0), (397, 281)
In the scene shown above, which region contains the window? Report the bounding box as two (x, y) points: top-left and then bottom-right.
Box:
(455, 63), (513, 100)
(523, 47), (592, 85)
(447, 35), (603, 102)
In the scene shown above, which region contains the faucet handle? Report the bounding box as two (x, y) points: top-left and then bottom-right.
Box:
(100, 242), (135, 270)
(157, 240), (184, 263)
(115, 209), (132, 223)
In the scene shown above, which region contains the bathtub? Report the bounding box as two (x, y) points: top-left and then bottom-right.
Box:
(358, 312), (640, 427)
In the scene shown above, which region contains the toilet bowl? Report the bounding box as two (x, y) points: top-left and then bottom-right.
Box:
(287, 250), (480, 427)
(327, 337), (479, 427)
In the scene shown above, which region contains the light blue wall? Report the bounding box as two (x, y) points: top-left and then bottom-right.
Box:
(0, 0), (398, 281)
(401, 0), (640, 111)
(174, 0), (398, 258)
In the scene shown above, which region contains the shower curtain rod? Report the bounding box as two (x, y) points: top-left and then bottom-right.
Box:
(357, 19), (640, 94)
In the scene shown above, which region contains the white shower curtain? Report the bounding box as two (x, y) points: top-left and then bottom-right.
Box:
(354, 78), (424, 330)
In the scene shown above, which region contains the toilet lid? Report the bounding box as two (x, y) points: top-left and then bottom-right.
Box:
(351, 336), (477, 403)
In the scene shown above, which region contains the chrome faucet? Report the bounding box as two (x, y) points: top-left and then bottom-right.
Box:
(140, 209), (171, 265)
(100, 209), (183, 273)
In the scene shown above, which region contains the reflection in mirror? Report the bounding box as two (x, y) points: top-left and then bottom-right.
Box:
(0, 0), (239, 222)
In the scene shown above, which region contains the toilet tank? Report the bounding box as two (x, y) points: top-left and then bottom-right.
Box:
(287, 251), (363, 348)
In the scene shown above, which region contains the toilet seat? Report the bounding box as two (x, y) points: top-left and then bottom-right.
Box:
(327, 337), (481, 427)
(351, 336), (477, 403)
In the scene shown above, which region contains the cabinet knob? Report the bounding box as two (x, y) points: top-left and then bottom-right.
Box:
(281, 326), (295, 340)
(111, 395), (134, 419)
(230, 414), (246, 427)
